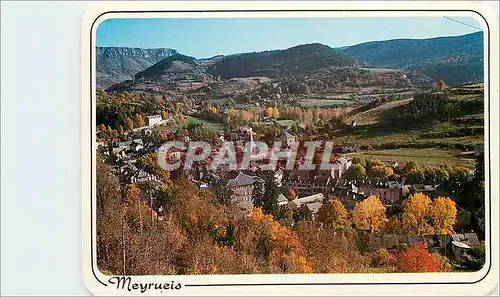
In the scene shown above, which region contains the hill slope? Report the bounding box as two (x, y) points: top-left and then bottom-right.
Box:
(208, 43), (358, 79)
(96, 47), (177, 88)
(106, 54), (212, 93)
(340, 32), (483, 85)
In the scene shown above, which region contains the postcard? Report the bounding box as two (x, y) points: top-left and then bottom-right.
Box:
(82, 1), (499, 295)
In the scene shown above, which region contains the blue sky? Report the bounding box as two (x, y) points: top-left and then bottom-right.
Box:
(96, 17), (482, 58)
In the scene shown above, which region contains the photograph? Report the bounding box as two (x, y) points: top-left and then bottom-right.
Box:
(84, 3), (496, 295)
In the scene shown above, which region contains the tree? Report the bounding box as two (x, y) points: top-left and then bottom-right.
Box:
(254, 171), (280, 218)
(401, 193), (433, 235)
(295, 220), (370, 273)
(272, 107), (280, 119)
(396, 242), (438, 272)
(344, 163), (366, 182)
(265, 107), (274, 118)
(316, 200), (350, 229)
(211, 177), (233, 207)
(430, 197), (457, 234)
(384, 216), (403, 233)
(98, 124), (108, 138)
(438, 80), (446, 91)
(443, 102), (454, 121)
(244, 208), (313, 273)
(352, 196), (386, 232)
(124, 117), (134, 131)
(403, 160), (417, 173)
(134, 114), (145, 127)
(136, 153), (167, 177)
(96, 154), (123, 272)
(474, 151), (485, 183)
(118, 125), (124, 136)
(251, 177), (265, 209)
(161, 110), (169, 120)
(369, 164), (394, 179)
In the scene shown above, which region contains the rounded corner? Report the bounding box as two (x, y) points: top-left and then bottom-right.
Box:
(83, 267), (109, 296)
(465, 7), (492, 34)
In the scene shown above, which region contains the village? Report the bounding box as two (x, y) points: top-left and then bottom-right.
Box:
(96, 107), (485, 272)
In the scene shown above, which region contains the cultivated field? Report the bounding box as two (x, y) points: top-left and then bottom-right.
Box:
(348, 148), (476, 168)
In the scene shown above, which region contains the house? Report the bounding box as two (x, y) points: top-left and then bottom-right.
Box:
(373, 187), (400, 205)
(341, 144), (357, 153)
(131, 138), (144, 152)
(371, 182), (401, 205)
(147, 115), (163, 126)
(277, 193), (289, 206)
(331, 183), (367, 210)
(362, 233), (428, 252)
(287, 193), (325, 211)
(411, 184), (439, 196)
(130, 169), (157, 184)
(226, 172), (259, 204)
(330, 157), (352, 179)
(229, 126), (254, 142)
(278, 128), (297, 148)
(449, 233), (481, 261)
(298, 202), (323, 220)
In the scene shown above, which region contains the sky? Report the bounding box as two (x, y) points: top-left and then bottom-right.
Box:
(96, 17), (482, 59)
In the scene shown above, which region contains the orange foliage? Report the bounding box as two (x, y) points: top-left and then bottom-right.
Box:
(396, 242), (439, 273)
(249, 208), (313, 273)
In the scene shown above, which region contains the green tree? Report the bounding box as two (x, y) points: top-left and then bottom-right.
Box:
(344, 163), (366, 183)
(252, 177), (265, 209)
(211, 177), (233, 207)
(263, 173), (280, 218)
(444, 102), (454, 121)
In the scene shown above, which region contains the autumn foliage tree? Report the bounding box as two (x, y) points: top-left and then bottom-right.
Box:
(396, 242), (439, 273)
(369, 164), (394, 179)
(295, 220), (370, 273)
(134, 113), (145, 127)
(96, 153), (123, 273)
(316, 200), (351, 229)
(401, 193), (433, 235)
(430, 197), (457, 234)
(353, 196), (386, 232)
(401, 193), (457, 235)
(124, 117), (134, 131)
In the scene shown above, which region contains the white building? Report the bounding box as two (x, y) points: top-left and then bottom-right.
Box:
(278, 128), (296, 148)
(287, 193), (325, 210)
(147, 115), (163, 126)
(330, 157), (352, 179)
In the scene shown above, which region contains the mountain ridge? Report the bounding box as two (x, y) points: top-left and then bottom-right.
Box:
(97, 31), (484, 89)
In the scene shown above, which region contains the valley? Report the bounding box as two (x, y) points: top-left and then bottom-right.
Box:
(95, 27), (486, 277)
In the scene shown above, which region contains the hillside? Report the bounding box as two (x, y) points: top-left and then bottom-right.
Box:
(340, 32), (483, 85)
(96, 46), (177, 88)
(208, 43), (357, 79)
(106, 54), (212, 94)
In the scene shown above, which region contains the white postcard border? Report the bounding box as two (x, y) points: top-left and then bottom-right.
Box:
(82, 2), (499, 296)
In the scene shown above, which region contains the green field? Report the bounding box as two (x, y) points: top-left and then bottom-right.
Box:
(155, 116), (225, 133)
(347, 148), (476, 168)
(361, 67), (400, 73)
(276, 119), (296, 127)
(300, 98), (351, 107)
(185, 116), (225, 131)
